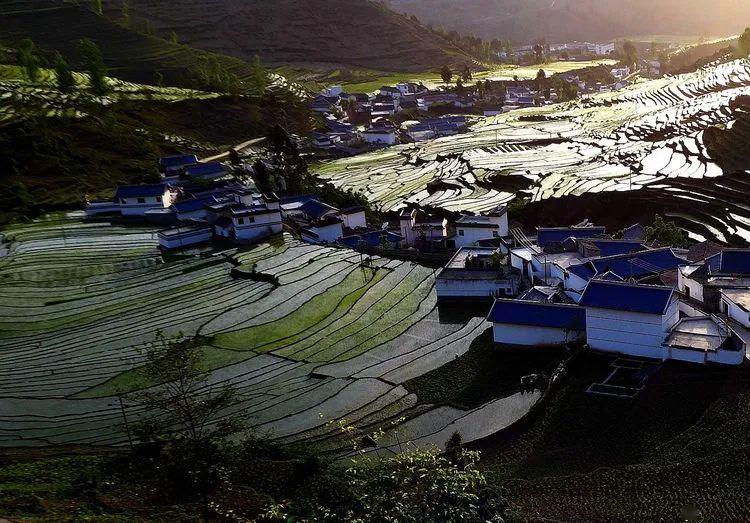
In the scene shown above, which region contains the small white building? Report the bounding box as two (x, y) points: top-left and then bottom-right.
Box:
(719, 289), (750, 328)
(399, 209), (448, 247)
(436, 248), (521, 301)
(581, 280), (679, 360)
(158, 225), (212, 250)
(301, 217), (344, 244)
(455, 205), (509, 248)
(362, 128), (398, 145)
(340, 207), (367, 230)
(114, 184), (177, 216)
(488, 299), (586, 346)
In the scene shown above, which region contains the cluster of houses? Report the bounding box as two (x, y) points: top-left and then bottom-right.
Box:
(310, 83), (474, 151)
(86, 154), (402, 252)
(432, 210), (750, 367)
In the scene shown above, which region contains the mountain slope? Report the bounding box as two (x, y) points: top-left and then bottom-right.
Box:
(102, 0), (474, 72)
(387, 0), (747, 43)
(0, 0), (266, 89)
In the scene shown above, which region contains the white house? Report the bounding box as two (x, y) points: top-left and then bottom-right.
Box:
(581, 280), (679, 360)
(663, 315), (746, 365)
(677, 249), (750, 311)
(114, 184), (177, 216)
(158, 225), (212, 250)
(436, 248), (521, 301)
(455, 205), (509, 248)
(488, 299), (586, 346)
(362, 128), (398, 145)
(340, 207), (367, 230)
(399, 209), (448, 247)
(719, 289), (750, 328)
(301, 217), (344, 244)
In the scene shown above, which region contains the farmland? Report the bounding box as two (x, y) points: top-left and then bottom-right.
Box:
(0, 214), (537, 454)
(316, 58), (750, 244)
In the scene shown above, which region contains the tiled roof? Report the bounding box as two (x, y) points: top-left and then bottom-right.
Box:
(707, 250), (750, 275)
(173, 196), (216, 213)
(580, 280), (674, 315)
(159, 154), (199, 169)
(589, 248), (688, 279)
(301, 199), (338, 220)
(537, 226), (606, 246)
(585, 239), (648, 257)
(488, 299), (586, 329)
(115, 184), (167, 198)
(184, 162), (226, 178)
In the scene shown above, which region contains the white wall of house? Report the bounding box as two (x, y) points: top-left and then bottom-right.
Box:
(306, 222), (343, 244)
(455, 226), (499, 248)
(342, 210), (367, 230)
(233, 211), (283, 242)
(565, 271), (590, 293)
(436, 278), (518, 299)
(158, 228), (212, 250)
(585, 298), (678, 360)
(120, 191), (175, 216)
(362, 131), (397, 145)
(721, 294), (750, 328)
(678, 272), (704, 302)
(510, 251), (533, 279)
(708, 347), (746, 365)
(493, 323), (582, 346)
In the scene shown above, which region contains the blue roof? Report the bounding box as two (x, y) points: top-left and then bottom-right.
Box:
(580, 280), (674, 315)
(589, 248), (687, 279)
(537, 226), (606, 246)
(280, 194), (316, 205)
(488, 300), (586, 330)
(184, 162), (226, 178)
(708, 250), (750, 274)
(338, 230), (403, 248)
(173, 196), (216, 213)
(587, 240), (648, 257)
(300, 199), (337, 220)
(115, 184), (167, 198)
(568, 262), (596, 281)
(159, 154), (198, 169)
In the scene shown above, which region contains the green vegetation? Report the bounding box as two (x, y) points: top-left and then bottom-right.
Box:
(738, 27), (750, 58)
(405, 330), (563, 409)
(76, 38), (108, 95)
(645, 215), (689, 247)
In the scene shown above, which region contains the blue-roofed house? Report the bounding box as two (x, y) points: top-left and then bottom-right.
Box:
(679, 249), (750, 312)
(537, 225), (607, 248)
(581, 280), (678, 359)
(565, 247), (688, 293)
(338, 229), (403, 249)
(488, 299), (585, 346)
(159, 154), (199, 174)
(112, 184), (177, 216)
(184, 162), (228, 181)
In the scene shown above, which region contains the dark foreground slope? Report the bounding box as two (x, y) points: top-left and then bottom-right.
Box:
(0, 0), (262, 89)
(388, 0), (746, 43)
(103, 0), (473, 72)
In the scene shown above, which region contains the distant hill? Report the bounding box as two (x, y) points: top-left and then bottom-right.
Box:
(101, 0), (474, 72)
(387, 0), (747, 43)
(0, 0), (266, 89)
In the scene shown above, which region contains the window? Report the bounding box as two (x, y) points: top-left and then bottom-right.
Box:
(156, 196), (162, 203)
(492, 231), (499, 237)
(458, 230), (464, 236)
(137, 197), (145, 204)
(721, 301), (728, 314)
(247, 217), (255, 223)
(684, 286), (691, 299)
(237, 218), (245, 225)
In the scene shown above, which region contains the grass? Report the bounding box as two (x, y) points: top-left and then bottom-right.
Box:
(333, 60), (617, 93)
(404, 329), (564, 409)
(473, 351), (750, 521)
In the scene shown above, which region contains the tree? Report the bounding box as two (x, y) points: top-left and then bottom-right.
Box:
(91, 0), (103, 15)
(461, 64), (472, 82)
(127, 333), (244, 522)
(77, 38), (108, 95)
(455, 77), (464, 96)
(623, 40), (638, 68)
(536, 68), (547, 91)
(738, 27), (750, 58)
(645, 215), (688, 247)
(53, 52), (75, 92)
(248, 55), (269, 96)
(440, 64), (453, 85)
(121, 0), (130, 26)
(264, 445), (510, 522)
(16, 38), (44, 83)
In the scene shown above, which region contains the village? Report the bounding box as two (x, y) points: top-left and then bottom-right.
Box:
(307, 49), (653, 155)
(86, 145), (750, 379)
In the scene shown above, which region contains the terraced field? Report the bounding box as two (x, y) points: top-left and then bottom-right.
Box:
(0, 64), (218, 125)
(317, 58), (750, 244)
(0, 214), (535, 452)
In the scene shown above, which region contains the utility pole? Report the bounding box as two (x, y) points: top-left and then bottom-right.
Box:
(118, 395), (134, 450)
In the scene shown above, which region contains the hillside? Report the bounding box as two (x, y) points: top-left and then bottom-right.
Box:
(101, 0), (474, 72)
(387, 0), (747, 43)
(0, 0), (268, 89)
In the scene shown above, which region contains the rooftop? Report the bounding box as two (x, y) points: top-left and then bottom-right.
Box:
(664, 316), (732, 353)
(721, 289), (750, 312)
(488, 299), (586, 330)
(115, 184), (168, 199)
(580, 280), (675, 315)
(537, 226), (606, 247)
